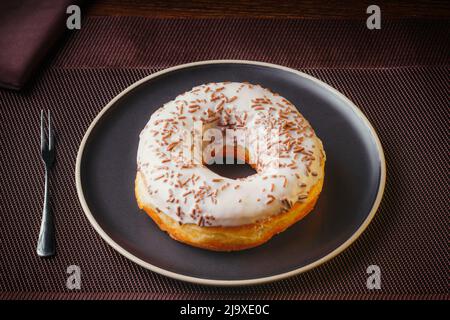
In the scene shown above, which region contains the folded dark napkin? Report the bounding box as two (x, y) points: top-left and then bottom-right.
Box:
(0, 0), (81, 90)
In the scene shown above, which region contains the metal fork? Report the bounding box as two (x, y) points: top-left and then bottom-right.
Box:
(37, 110), (56, 257)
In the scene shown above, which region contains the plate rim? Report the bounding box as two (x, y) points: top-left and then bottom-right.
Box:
(75, 60), (386, 286)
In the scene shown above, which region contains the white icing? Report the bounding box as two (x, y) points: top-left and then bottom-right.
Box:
(137, 82), (325, 227)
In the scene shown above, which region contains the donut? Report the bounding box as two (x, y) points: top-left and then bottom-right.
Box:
(135, 82), (326, 251)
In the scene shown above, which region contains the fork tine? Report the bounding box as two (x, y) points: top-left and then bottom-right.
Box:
(40, 109), (46, 151)
(48, 110), (52, 150)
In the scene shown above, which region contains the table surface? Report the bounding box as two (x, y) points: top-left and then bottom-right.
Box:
(1, 1), (448, 300)
(1, 16), (447, 299)
(87, 0), (450, 18)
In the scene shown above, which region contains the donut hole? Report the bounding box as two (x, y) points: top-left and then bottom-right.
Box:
(204, 145), (257, 180)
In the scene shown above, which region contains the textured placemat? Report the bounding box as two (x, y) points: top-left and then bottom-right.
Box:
(0, 17), (448, 300)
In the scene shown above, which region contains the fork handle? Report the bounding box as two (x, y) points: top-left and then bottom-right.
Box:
(37, 168), (55, 257)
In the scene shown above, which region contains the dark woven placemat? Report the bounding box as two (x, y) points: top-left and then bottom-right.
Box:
(0, 17), (448, 300)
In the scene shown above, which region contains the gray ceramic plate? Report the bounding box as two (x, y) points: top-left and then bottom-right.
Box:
(76, 60), (386, 286)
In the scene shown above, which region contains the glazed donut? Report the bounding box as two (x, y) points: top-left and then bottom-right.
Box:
(135, 82), (325, 251)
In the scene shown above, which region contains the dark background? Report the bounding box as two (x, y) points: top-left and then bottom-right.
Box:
(87, 0), (449, 18)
